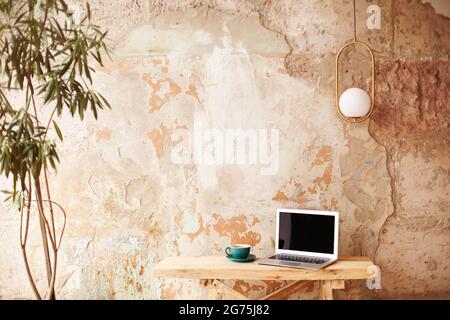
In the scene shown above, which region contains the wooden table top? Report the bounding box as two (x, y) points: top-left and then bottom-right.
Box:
(154, 256), (376, 281)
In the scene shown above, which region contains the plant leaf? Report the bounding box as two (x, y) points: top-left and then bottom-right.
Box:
(53, 120), (63, 141)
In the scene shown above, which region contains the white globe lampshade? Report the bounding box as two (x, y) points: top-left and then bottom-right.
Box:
(338, 87), (371, 118)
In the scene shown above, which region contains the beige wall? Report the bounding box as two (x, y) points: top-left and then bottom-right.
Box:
(0, 0), (448, 299)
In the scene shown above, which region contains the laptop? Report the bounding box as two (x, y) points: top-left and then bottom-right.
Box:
(258, 208), (339, 270)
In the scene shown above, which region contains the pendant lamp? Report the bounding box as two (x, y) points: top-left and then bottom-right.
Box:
(336, 0), (375, 123)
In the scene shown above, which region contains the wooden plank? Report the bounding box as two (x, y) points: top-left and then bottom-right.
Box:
(319, 280), (333, 300)
(208, 286), (222, 300)
(332, 279), (345, 289)
(154, 256), (375, 281)
(260, 281), (310, 300)
(207, 279), (222, 300)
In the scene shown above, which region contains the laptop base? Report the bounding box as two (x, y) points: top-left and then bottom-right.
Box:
(257, 255), (336, 270)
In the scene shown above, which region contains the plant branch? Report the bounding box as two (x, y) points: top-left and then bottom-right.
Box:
(20, 173), (42, 300)
(38, 198), (67, 250)
(43, 106), (57, 139)
(34, 178), (56, 249)
(34, 177), (54, 290)
(43, 166), (56, 245)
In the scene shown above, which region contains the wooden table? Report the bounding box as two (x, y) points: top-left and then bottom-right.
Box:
(154, 256), (380, 300)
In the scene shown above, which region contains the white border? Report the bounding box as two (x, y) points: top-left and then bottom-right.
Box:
(275, 208), (339, 259)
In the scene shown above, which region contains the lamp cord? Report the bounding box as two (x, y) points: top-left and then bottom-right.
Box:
(353, 0), (357, 41)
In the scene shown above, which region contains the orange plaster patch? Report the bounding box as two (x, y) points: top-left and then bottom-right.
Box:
(95, 127), (112, 142)
(313, 163), (333, 190)
(148, 123), (187, 159)
(293, 190), (311, 205)
(147, 124), (173, 159)
(331, 198), (337, 210)
(185, 73), (201, 104)
(233, 280), (265, 295)
(123, 254), (144, 294)
(263, 280), (284, 292)
(186, 83), (200, 102)
(307, 187), (317, 194)
(212, 214), (261, 246)
(233, 280), (251, 294)
(272, 191), (288, 202)
(143, 73), (181, 113)
(288, 176), (301, 187)
(96, 59), (134, 77)
(126, 278), (143, 293)
(312, 145), (331, 167)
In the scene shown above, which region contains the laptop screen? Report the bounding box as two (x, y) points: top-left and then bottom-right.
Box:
(278, 211), (335, 254)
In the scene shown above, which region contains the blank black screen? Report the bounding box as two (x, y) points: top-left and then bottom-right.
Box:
(278, 212), (335, 254)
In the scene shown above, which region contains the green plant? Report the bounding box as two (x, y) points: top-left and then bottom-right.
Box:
(0, 0), (111, 299)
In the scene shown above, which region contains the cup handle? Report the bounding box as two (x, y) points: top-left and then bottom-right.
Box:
(225, 247), (231, 256)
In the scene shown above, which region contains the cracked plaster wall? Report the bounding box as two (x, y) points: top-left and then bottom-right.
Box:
(0, 0), (448, 299)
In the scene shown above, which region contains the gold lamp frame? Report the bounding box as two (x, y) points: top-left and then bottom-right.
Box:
(335, 0), (375, 123)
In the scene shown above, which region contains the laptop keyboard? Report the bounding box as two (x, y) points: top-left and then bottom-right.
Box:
(273, 254), (329, 264)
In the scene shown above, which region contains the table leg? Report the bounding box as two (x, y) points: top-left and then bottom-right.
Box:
(201, 279), (342, 300)
(319, 280), (333, 300)
(208, 283), (223, 300)
(201, 279), (248, 300)
(200, 279), (222, 300)
(259, 281), (310, 300)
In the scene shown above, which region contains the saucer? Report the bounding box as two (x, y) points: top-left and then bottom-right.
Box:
(226, 254), (256, 263)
